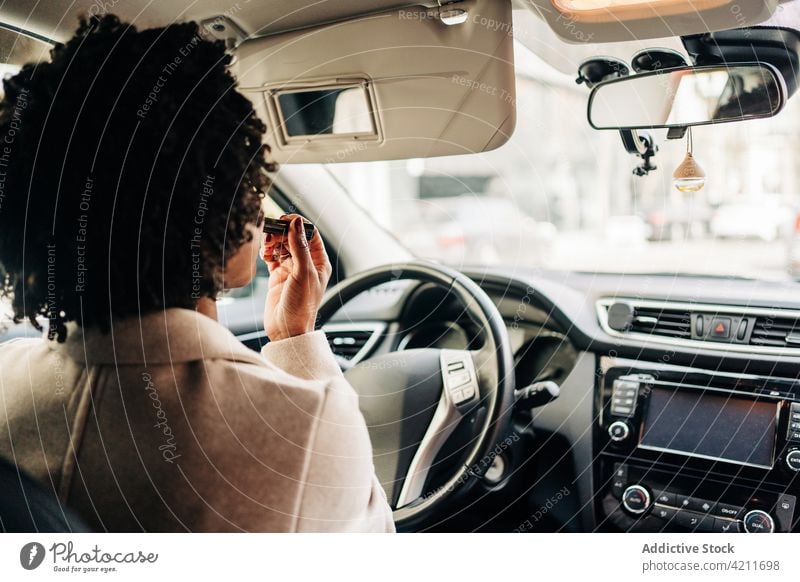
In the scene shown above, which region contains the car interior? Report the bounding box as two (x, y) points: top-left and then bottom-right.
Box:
(3, 0), (800, 534)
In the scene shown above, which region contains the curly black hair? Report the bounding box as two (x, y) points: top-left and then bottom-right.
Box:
(0, 15), (275, 341)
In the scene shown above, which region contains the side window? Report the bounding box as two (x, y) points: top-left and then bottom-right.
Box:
(221, 195), (283, 299)
(0, 26), (52, 343)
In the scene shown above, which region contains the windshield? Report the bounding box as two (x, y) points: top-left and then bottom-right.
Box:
(324, 37), (800, 281)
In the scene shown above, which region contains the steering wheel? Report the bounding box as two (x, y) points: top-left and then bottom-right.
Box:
(316, 261), (515, 529)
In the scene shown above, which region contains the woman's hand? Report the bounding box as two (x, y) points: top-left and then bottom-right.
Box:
(261, 214), (332, 342)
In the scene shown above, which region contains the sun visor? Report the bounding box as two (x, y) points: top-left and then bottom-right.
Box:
(233, 0), (515, 164)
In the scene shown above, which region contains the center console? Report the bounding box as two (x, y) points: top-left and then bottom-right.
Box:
(596, 357), (800, 533)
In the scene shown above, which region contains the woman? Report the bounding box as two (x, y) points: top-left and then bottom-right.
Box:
(0, 15), (393, 532)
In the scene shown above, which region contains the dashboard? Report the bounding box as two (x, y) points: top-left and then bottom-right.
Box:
(220, 266), (800, 533)
(386, 282), (579, 391)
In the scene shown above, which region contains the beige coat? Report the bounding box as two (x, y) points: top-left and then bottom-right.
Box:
(0, 308), (394, 532)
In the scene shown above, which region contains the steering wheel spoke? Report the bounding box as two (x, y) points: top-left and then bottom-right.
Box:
(395, 349), (480, 508)
(469, 340), (501, 398)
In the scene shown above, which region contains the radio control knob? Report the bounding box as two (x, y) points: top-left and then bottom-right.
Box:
(608, 420), (630, 442)
(622, 484), (651, 515)
(743, 510), (775, 533)
(786, 449), (800, 472)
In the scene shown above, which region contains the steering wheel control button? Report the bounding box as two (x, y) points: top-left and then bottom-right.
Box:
(450, 389), (469, 405)
(608, 421), (630, 442)
(440, 350), (479, 407)
(622, 485), (651, 515)
(743, 510), (775, 533)
(459, 384), (475, 400)
(786, 450), (800, 472)
(449, 371), (471, 388)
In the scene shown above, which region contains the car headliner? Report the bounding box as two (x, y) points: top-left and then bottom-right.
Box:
(0, 0), (703, 83)
(0, 0), (423, 42)
(6, 0), (796, 79)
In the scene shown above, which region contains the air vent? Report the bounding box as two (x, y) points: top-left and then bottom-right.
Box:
(597, 298), (800, 355)
(629, 306), (692, 339)
(750, 316), (800, 348)
(322, 322), (385, 364)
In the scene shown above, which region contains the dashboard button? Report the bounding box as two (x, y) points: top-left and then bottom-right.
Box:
(608, 421), (630, 442)
(613, 387), (638, 398)
(786, 450), (800, 472)
(743, 510), (775, 533)
(622, 485), (651, 515)
(652, 505), (677, 522)
(736, 318), (748, 340)
(654, 490), (675, 506)
(713, 503), (744, 519)
(676, 495), (692, 510)
(695, 315), (704, 336)
(676, 511), (710, 531)
(773, 494), (796, 533)
(680, 497), (714, 513)
(610, 405), (633, 416)
(710, 317), (732, 339)
(698, 516), (714, 532)
(611, 464), (627, 499)
(613, 379), (639, 392)
(712, 518), (741, 533)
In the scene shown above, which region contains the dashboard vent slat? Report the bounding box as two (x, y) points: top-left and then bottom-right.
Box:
(323, 324), (385, 364)
(629, 307), (692, 338)
(750, 316), (800, 348)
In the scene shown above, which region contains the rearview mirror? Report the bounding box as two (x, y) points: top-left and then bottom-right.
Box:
(588, 63), (786, 130)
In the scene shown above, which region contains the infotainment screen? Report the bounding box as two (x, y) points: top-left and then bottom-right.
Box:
(639, 387), (778, 469)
